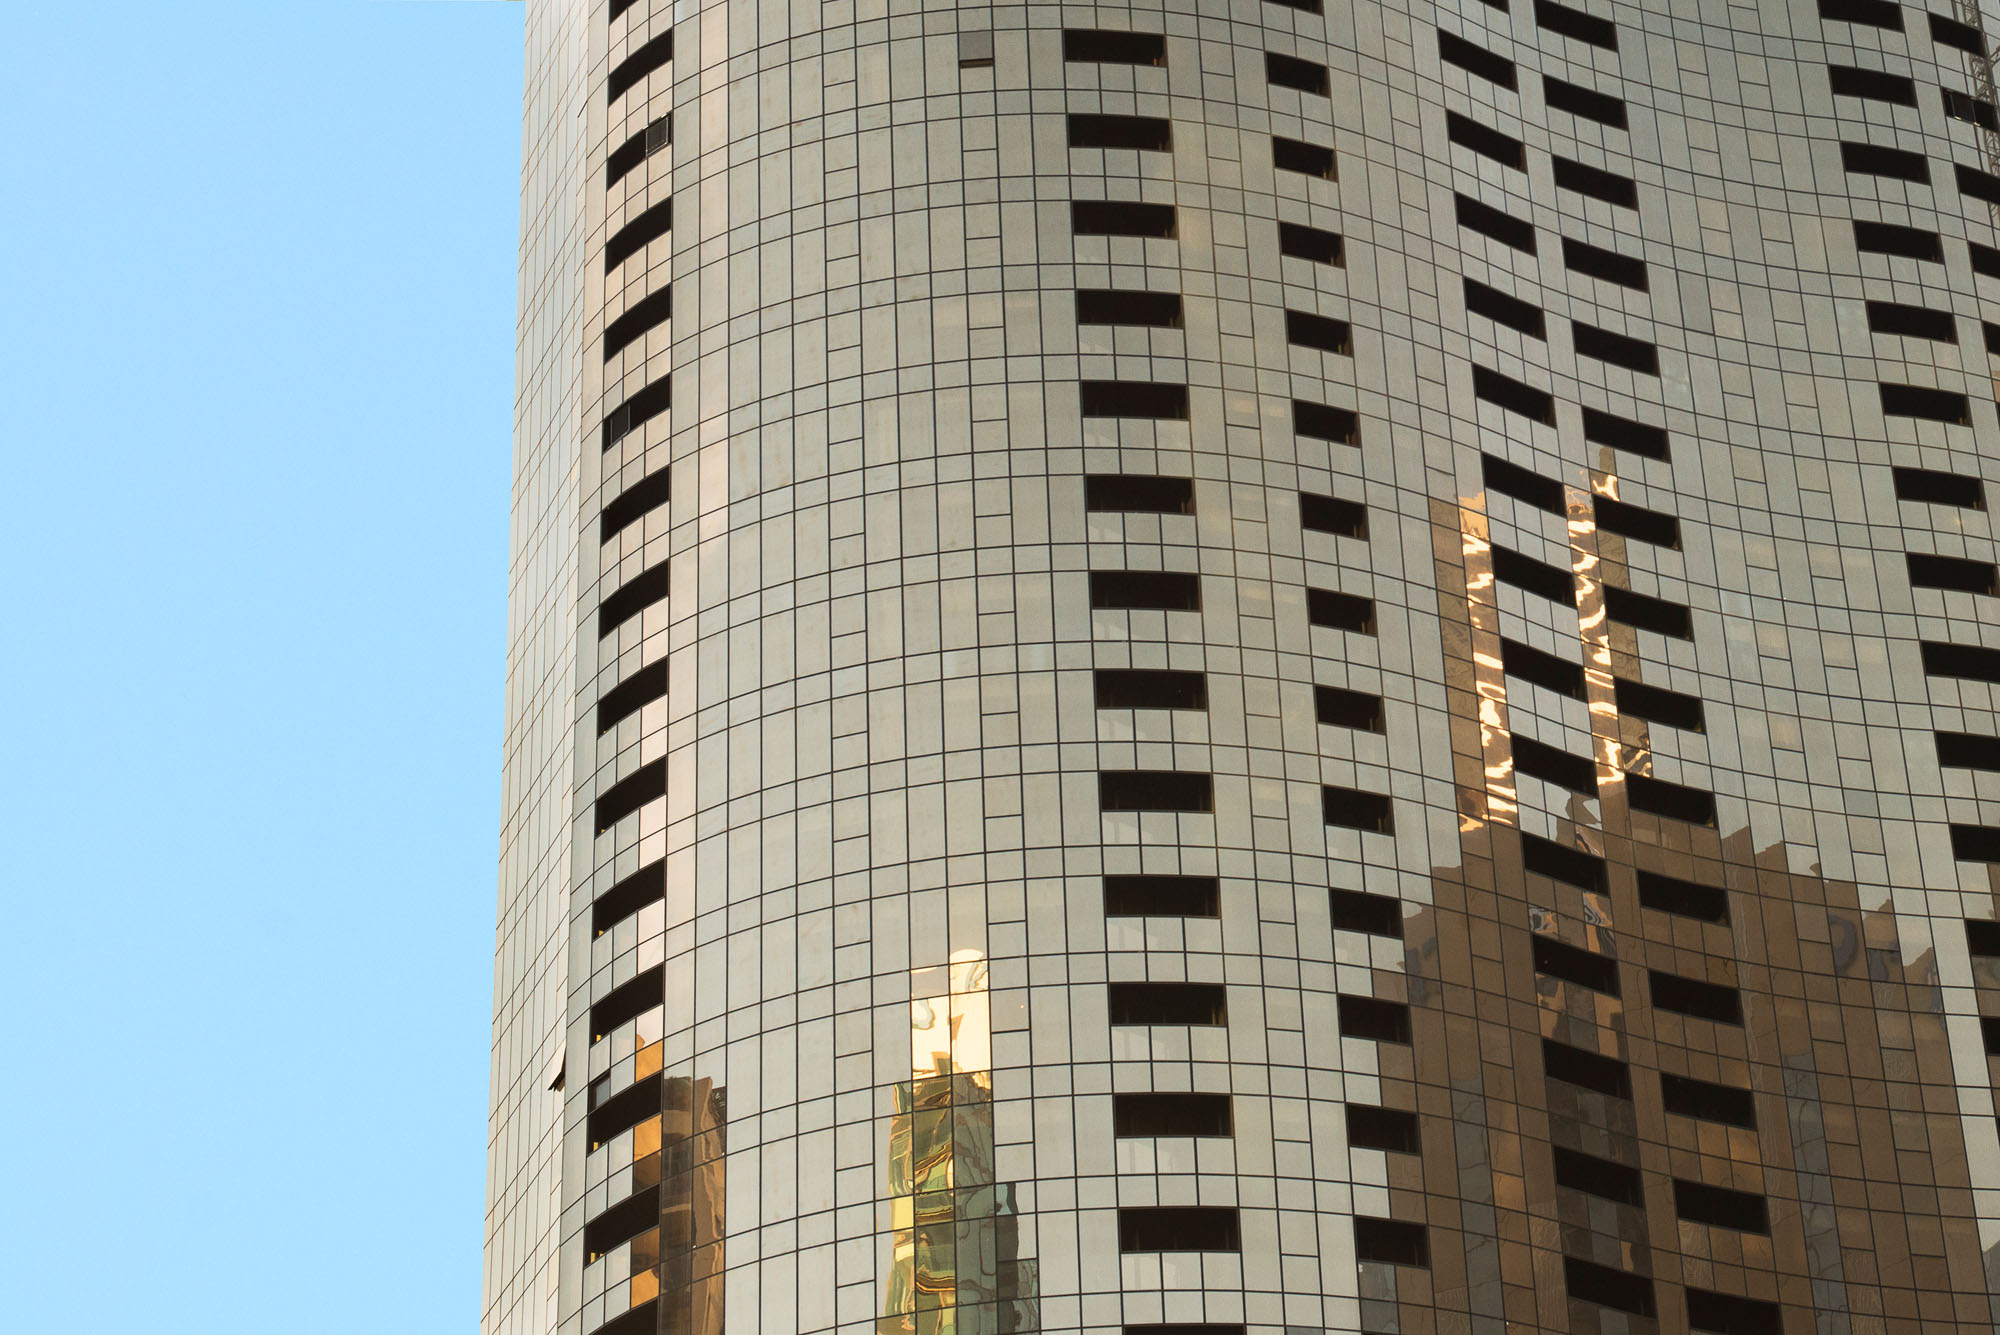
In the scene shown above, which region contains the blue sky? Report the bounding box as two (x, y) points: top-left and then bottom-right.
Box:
(1, 4), (523, 1330)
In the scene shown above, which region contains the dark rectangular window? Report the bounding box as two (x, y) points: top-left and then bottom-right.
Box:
(1473, 365), (1555, 423)
(1353, 1217), (1430, 1268)
(1272, 135), (1337, 179)
(1076, 288), (1184, 327)
(589, 963), (665, 1039)
(605, 196), (673, 272)
(1324, 785), (1394, 833)
(1328, 887), (1405, 937)
(1854, 219), (1942, 261)
(598, 563), (672, 638)
(1265, 51), (1329, 94)
(1543, 74), (1627, 127)
(1818, 0), (1902, 29)
(1483, 453), (1566, 512)
(1563, 236), (1647, 289)
(1866, 299), (1956, 341)
(1278, 221), (1344, 265)
(1604, 585), (1693, 638)
(601, 377), (671, 451)
(1827, 64), (1918, 106)
(1951, 825), (2000, 862)
(1090, 570), (1201, 611)
(1594, 495), (1680, 548)
(1552, 1145), (1644, 1205)
(1338, 994), (1412, 1043)
(1079, 380), (1189, 419)
(1936, 731), (2000, 770)
(1985, 1016), (2000, 1055)
(585, 1184), (661, 1258)
(588, 1071), (661, 1147)
(1118, 1207), (1240, 1252)
(1294, 399), (1360, 444)
(1614, 677), (1704, 731)
(1573, 321), (1659, 374)
(1464, 278), (1546, 337)
(1582, 405), (1669, 459)
(1894, 465), (1985, 507)
(1490, 544), (1575, 602)
(1316, 684), (1386, 731)
(1346, 1104), (1421, 1154)
(1968, 240), (2000, 275)
(603, 285), (673, 360)
(1513, 735), (1598, 794)
(1923, 640), (2000, 683)
(1108, 981), (1228, 1026)
(1880, 382), (1970, 424)
(1542, 1037), (1632, 1098)
(1437, 29), (1518, 89)
(596, 658), (669, 735)
(1931, 11), (1987, 54)
(1125, 1326), (1245, 1335)
(608, 0), (640, 19)
(1286, 309), (1353, 354)
(1095, 668), (1208, 710)
(1627, 772), (1718, 826)
(1552, 155), (1638, 208)
(1967, 919), (2000, 956)
(1104, 874), (1221, 917)
(1114, 1092), (1233, 1137)
(1660, 1072), (1756, 1127)
(592, 860), (666, 937)
(601, 466), (672, 542)
(1650, 968), (1742, 1024)
(1455, 194), (1537, 252)
(1986, 319), (2000, 352)
(1264, 0), (1323, 12)
(1535, 0), (1618, 49)
(1685, 1288), (1784, 1335)
(1957, 163), (2000, 205)
(1308, 587), (1377, 633)
(1071, 199), (1177, 238)
(607, 30), (673, 104)
(1674, 1180), (1770, 1233)
(1533, 934), (1620, 994)
(1502, 638), (1586, 698)
(1522, 832), (1606, 891)
(1299, 491), (1368, 538)
(1943, 87), (2000, 130)
(1637, 869), (1729, 924)
(1068, 113), (1173, 151)
(594, 760), (667, 834)
(1063, 28), (1167, 64)
(1908, 552), (1998, 594)
(1563, 1257), (1656, 1318)
(1841, 141), (1931, 182)
(1447, 112), (1527, 169)
(1086, 473), (1195, 514)
(1099, 770), (1214, 812)
(607, 116), (672, 187)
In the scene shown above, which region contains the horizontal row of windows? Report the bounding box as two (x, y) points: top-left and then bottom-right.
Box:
(1546, 1036), (1758, 1125)
(1821, 0), (1989, 59)
(1438, 28), (1629, 126)
(1095, 771), (1396, 832)
(1523, 835), (1733, 929)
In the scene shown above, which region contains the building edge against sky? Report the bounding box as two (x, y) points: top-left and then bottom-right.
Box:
(485, 1), (2000, 1333)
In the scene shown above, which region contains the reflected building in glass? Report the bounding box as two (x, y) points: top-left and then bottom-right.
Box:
(484, 1), (2000, 1333)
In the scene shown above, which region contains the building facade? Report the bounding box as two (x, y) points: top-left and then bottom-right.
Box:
(483, 1), (2000, 1332)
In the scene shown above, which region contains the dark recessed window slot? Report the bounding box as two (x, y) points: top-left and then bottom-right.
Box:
(1464, 278), (1546, 337)
(1338, 994), (1412, 1042)
(1079, 379), (1189, 419)
(1841, 141), (1931, 182)
(1328, 887), (1405, 937)
(1951, 825), (2000, 862)
(1353, 1217), (1430, 1268)
(1346, 1104), (1421, 1154)
(1286, 309), (1353, 354)
(1626, 773), (1718, 826)
(1071, 199), (1178, 238)
(1636, 869), (1729, 924)
(1075, 288), (1183, 328)
(1316, 684), (1385, 731)
(1294, 399), (1360, 444)
(1063, 28), (1167, 65)
(607, 30), (673, 104)
(1483, 453), (1566, 512)
(1957, 163), (2000, 205)
(1099, 769), (1214, 812)
(1660, 1072), (1756, 1127)
(1323, 785), (1394, 833)
(1502, 638), (1586, 698)
(593, 759), (667, 834)
(1513, 735), (1599, 794)
(1894, 465), (1985, 507)
(1108, 981), (1228, 1026)
(1562, 1257), (1656, 1318)
(1573, 321), (1658, 374)
(1522, 832), (1607, 891)
(607, 115), (672, 187)
(1936, 731), (2000, 770)
(1855, 219), (1942, 262)
(1985, 320), (2000, 352)
(609, 0), (641, 18)
(1068, 113), (1173, 151)
(1437, 30), (1518, 89)
(1272, 135), (1337, 179)
(1943, 88), (2000, 130)
(1094, 668), (1208, 710)
(1614, 677), (1704, 731)
(1542, 1037), (1632, 1098)
(1674, 1179), (1770, 1233)
(606, 196), (673, 272)
(1113, 1092), (1233, 1137)
(1931, 11), (1987, 54)
(1308, 587), (1377, 632)
(1455, 194), (1537, 252)
(1880, 382), (1971, 424)
(597, 563), (672, 638)
(1491, 545), (1576, 602)
(1533, 934), (1620, 994)
(1985, 1016), (2000, 1054)
(601, 467), (672, 542)
(1582, 405), (1669, 459)
(596, 659), (669, 734)
(1535, 0), (1619, 50)
(1090, 569), (1202, 611)
(1552, 1145), (1643, 1205)
(1085, 473), (1195, 514)
(1595, 495), (1681, 548)
(1278, 221), (1344, 264)
(1604, 585), (1693, 638)
(584, 1184), (661, 1258)
(1828, 64), (1918, 106)
(1552, 155), (1638, 208)
(1970, 240), (2000, 276)
(1447, 112), (1527, 170)
(588, 1071), (661, 1147)
(1967, 919), (2000, 956)
(1867, 300), (1956, 342)
(589, 962), (665, 1039)
(592, 860), (667, 936)
(1472, 365), (1555, 423)
(1818, 0), (1902, 30)
(1685, 1288), (1783, 1335)
(604, 286), (673, 361)
(1104, 874), (1221, 917)
(1300, 491), (1368, 538)
(1544, 75), (1627, 127)
(1264, 0), (1322, 11)
(601, 377), (671, 450)
(1923, 639), (2000, 682)
(1908, 552), (1999, 594)
(1266, 50), (1329, 95)
(1117, 1206), (1240, 1252)
(1563, 236), (1647, 289)
(1649, 968), (1742, 1024)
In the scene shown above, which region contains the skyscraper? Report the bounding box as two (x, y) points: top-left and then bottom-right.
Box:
(484, 1), (2000, 1332)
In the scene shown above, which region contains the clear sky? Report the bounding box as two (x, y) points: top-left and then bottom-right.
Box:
(1, 4), (524, 1330)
